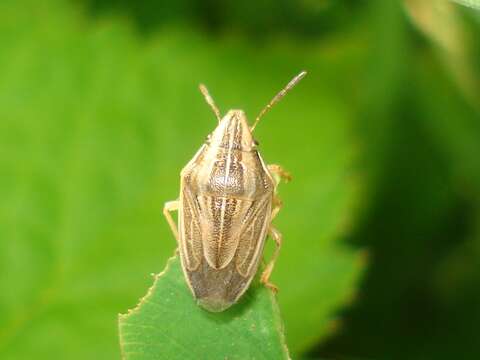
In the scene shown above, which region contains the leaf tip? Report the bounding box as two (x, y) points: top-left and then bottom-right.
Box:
(118, 255), (178, 321)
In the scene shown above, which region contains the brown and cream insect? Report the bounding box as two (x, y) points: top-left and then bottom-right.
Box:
(163, 71), (307, 312)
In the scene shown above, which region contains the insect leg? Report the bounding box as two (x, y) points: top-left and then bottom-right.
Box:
(268, 164), (292, 185)
(260, 226), (282, 293)
(163, 200), (179, 242)
(260, 166), (289, 290)
(260, 194), (282, 265)
(269, 196), (282, 222)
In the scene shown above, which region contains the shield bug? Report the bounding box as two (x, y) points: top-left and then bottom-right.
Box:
(163, 71), (307, 312)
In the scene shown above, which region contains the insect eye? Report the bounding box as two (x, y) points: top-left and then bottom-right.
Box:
(254, 139), (260, 146)
(206, 134), (212, 142)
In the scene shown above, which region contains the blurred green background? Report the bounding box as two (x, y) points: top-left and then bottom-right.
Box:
(1, 0), (480, 359)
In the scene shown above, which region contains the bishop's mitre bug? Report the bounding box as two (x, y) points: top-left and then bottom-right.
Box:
(163, 71), (307, 312)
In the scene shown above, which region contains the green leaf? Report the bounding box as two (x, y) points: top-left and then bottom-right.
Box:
(405, 0), (480, 104)
(0, 1), (365, 358)
(119, 256), (289, 360)
(450, 0), (480, 10)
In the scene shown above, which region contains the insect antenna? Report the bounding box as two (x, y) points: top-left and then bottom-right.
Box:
(199, 84), (221, 122)
(251, 71), (307, 132)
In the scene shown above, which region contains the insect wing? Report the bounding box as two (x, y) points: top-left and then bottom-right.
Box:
(235, 193), (271, 277)
(178, 181), (203, 271)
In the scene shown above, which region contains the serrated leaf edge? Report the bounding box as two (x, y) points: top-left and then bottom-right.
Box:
(268, 290), (292, 360)
(118, 255), (292, 359)
(118, 255), (178, 359)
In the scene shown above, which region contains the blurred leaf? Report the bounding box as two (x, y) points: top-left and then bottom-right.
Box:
(0, 0), (365, 358)
(404, 0), (480, 106)
(317, 1), (480, 358)
(451, 0), (480, 10)
(83, 0), (363, 38)
(415, 47), (480, 193)
(119, 256), (289, 360)
(356, 0), (408, 190)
